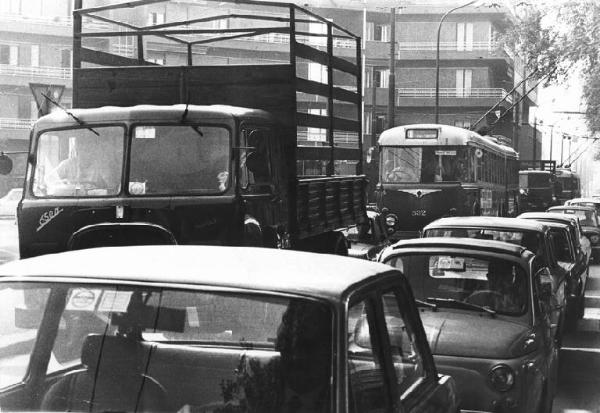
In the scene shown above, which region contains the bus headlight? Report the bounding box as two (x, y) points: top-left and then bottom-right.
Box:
(385, 214), (398, 228)
(519, 188), (527, 195)
(488, 364), (515, 392)
(590, 234), (600, 245)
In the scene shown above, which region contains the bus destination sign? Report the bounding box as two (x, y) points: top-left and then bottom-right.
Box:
(406, 129), (439, 139)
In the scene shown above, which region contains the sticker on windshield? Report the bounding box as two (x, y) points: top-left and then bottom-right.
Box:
(437, 256), (466, 271)
(66, 288), (102, 311)
(135, 126), (156, 139)
(97, 290), (133, 312)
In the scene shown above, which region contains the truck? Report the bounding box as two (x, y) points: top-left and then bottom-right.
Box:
(0, 0), (367, 258)
(518, 159), (560, 212)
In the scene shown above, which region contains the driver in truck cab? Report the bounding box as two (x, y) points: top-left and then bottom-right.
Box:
(46, 137), (120, 196)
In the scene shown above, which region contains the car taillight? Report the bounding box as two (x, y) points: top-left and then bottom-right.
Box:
(488, 364), (515, 392)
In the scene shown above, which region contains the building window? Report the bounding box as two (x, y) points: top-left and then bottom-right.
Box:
(373, 68), (390, 88)
(364, 112), (372, 135)
(148, 57), (165, 65)
(0, 44), (18, 65)
(31, 45), (39, 67)
(60, 49), (71, 68)
(18, 96), (32, 119)
(308, 62), (327, 83)
(366, 22), (390, 42)
(456, 69), (472, 97)
(454, 120), (472, 129)
(209, 17), (228, 30)
(148, 12), (165, 26)
(456, 22), (473, 51)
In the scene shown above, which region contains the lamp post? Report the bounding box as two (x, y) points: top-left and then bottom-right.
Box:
(435, 0), (478, 123)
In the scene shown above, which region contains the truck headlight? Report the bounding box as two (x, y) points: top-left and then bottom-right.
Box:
(489, 364), (515, 392)
(590, 235), (600, 245)
(385, 214), (398, 228)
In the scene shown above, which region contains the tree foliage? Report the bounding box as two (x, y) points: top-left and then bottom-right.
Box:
(498, 0), (600, 131)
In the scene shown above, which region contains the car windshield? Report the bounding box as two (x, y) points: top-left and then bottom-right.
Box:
(0, 282), (333, 412)
(425, 227), (543, 255)
(385, 254), (528, 315)
(553, 209), (598, 226)
(381, 146), (471, 183)
(32, 126), (125, 197)
(129, 125), (230, 195)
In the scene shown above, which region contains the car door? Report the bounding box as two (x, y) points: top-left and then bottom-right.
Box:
(346, 278), (456, 413)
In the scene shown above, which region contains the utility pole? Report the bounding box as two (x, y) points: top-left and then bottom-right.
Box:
(371, 69), (377, 147)
(387, 7), (396, 129)
(548, 125), (554, 160)
(532, 117), (537, 160)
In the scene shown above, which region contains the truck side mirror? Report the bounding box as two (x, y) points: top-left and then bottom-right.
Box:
(0, 154), (13, 175)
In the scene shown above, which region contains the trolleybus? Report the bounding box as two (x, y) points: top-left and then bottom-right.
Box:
(376, 124), (519, 239)
(555, 168), (581, 203)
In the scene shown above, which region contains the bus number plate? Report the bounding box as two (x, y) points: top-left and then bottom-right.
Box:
(411, 210), (427, 216)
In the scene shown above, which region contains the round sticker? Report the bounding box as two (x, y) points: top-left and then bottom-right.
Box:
(70, 289), (96, 309)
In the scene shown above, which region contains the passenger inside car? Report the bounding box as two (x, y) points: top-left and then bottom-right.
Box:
(467, 260), (524, 312)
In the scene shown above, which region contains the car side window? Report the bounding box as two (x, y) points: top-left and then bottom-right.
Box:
(347, 299), (388, 413)
(381, 291), (425, 397)
(0, 285), (50, 389)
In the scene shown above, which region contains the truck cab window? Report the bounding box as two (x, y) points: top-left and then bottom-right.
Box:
(129, 125), (230, 195)
(33, 126), (124, 197)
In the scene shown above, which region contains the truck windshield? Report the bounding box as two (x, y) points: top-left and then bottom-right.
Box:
(381, 146), (470, 183)
(129, 125), (230, 195)
(32, 126), (124, 197)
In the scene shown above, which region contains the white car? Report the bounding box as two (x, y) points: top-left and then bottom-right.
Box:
(0, 188), (22, 218)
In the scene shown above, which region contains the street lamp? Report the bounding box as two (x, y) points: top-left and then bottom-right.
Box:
(435, 0), (478, 123)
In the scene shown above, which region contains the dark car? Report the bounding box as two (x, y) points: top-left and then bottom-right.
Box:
(547, 205), (600, 262)
(344, 208), (391, 260)
(0, 246), (458, 413)
(379, 238), (558, 413)
(422, 216), (568, 344)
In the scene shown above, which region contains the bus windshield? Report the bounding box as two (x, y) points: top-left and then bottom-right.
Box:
(381, 146), (470, 183)
(33, 126), (125, 197)
(519, 173), (551, 189)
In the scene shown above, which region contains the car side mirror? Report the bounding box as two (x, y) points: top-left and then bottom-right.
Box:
(0, 153), (13, 175)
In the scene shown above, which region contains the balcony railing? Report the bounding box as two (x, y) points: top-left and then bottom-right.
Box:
(397, 41), (498, 51)
(0, 118), (35, 130)
(0, 64), (71, 79)
(396, 88), (513, 103)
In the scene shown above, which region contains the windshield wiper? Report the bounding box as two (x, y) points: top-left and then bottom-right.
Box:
(41, 92), (99, 136)
(415, 299), (438, 310)
(425, 297), (496, 316)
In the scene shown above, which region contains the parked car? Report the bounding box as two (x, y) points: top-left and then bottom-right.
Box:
(0, 245), (458, 413)
(379, 237), (558, 413)
(422, 216), (568, 344)
(344, 208), (391, 260)
(547, 205), (600, 262)
(0, 188), (22, 218)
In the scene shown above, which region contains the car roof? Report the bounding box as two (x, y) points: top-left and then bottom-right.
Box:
(518, 212), (578, 226)
(0, 246), (395, 301)
(423, 216), (548, 232)
(380, 237), (532, 261)
(549, 205), (595, 212)
(568, 198), (600, 204)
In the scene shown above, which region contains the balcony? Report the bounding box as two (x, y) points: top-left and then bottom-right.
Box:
(0, 118), (35, 130)
(397, 41), (497, 51)
(0, 64), (72, 80)
(396, 88), (512, 103)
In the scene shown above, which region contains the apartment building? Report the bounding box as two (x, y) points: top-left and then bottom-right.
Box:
(0, 0), (537, 194)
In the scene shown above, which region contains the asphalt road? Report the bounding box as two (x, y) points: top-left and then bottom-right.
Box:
(553, 263), (600, 413)
(0, 222), (599, 410)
